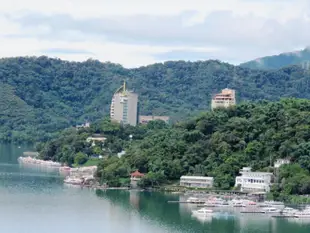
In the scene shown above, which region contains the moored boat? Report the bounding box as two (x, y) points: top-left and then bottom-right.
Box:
(259, 201), (285, 209)
(192, 208), (214, 217)
(281, 207), (298, 216)
(229, 199), (247, 208)
(203, 197), (229, 207)
(261, 207), (281, 214)
(187, 197), (203, 203)
(294, 209), (310, 218)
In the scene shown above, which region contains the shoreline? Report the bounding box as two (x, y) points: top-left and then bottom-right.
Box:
(18, 156), (61, 168)
(17, 156), (310, 205)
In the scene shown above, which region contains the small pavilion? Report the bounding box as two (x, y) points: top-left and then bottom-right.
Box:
(130, 170), (145, 188)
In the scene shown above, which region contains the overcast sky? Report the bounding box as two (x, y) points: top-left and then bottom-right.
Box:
(1, 0), (310, 67)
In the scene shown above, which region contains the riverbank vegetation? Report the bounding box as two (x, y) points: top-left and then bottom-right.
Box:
(37, 98), (310, 200)
(2, 56), (310, 143)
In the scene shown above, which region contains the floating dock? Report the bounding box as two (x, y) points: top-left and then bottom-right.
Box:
(167, 201), (204, 204)
(271, 215), (297, 218)
(240, 210), (264, 214)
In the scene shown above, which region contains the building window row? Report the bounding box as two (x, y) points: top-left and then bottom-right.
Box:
(180, 179), (212, 183)
(247, 179), (264, 183)
(242, 173), (269, 178)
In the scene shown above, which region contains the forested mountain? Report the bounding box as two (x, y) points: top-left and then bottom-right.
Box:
(2, 56), (310, 142)
(240, 47), (310, 70)
(38, 99), (310, 203)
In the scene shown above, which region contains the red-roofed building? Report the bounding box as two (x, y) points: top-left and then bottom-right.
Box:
(131, 170), (145, 178)
(130, 170), (145, 188)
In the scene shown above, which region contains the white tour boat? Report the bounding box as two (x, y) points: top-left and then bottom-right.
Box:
(230, 199), (247, 208)
(192, 208), (214, 217)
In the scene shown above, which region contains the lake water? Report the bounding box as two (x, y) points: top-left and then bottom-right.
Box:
(1, 143), (310, 233)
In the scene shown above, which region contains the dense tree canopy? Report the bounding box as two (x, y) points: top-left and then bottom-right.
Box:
(2, 56), (310, 142)
(38, 99), (310, 200)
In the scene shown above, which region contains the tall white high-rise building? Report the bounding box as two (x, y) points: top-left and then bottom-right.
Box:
(110, 81), (138, 126)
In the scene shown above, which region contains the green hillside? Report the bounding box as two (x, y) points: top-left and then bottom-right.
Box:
(1, 56), (310, 142)
(240, 47), (310, 70)
(0, 83), (34, 141)
(38, 99), (310, 202)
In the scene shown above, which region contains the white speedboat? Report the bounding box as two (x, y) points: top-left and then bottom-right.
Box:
(187, 197), (202, 203)
(261, 207), (281, 214)
(295, 210), (310, 218)
(233, 203), (246, 208)
(282, 207), (298, 216)
(192, 208), (214, 217)
(261, 201), (285, 208)
(230, 199), (247, 207)
(204, 198), (229, 207)
(203, 202), (217, 207)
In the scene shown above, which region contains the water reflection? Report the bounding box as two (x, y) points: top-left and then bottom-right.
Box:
(18, 162), (60, 173)
(178, 194), (196, 215)
(0, 143), (34, 164)
(288, 218), (310, 224)
(97, 190), (310, 233)
(130, 190), (141, 209)
(193, 215), (212, 224)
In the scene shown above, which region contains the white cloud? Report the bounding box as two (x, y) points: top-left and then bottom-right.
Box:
(3, 0), (307, 20)
(0, 34), (221, 67)
(0, 0), (310, 67)
(0, 16), (21, 35)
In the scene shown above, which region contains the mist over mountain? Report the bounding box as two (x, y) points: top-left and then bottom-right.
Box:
(240, 47), (310, 70)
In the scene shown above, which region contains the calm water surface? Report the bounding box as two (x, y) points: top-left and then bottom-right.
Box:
(1, 143), (310, 233)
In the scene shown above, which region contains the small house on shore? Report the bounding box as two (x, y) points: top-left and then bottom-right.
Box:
(180, 176), (214, 188)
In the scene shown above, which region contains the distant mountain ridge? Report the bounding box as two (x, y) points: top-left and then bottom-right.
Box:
(240, 47), (310, 70)
(2, 56), (310, 142)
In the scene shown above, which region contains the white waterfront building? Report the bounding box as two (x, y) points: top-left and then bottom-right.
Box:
(274, 159), (290, 168)
(180, 176), (214, 188)
(235, 167), (273, 193)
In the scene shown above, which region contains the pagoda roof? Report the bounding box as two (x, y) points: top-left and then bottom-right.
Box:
(131, 170), (145, 177)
